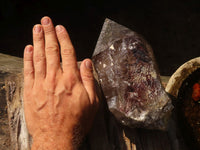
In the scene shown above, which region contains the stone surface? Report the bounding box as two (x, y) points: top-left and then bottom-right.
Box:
(0, 53), (23, 74)
(92, 19), (173, 130)
(0, 53), (30, 150)
(5, 74), (31, 150)
(0, 72), (11, 150)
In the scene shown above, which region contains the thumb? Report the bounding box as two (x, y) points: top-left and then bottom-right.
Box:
(80, 59), (95, 102)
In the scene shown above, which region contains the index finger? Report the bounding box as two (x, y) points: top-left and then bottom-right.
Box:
(55, 25), (78, 73)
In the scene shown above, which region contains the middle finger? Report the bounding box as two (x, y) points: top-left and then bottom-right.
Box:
(41, 16), (60, 76)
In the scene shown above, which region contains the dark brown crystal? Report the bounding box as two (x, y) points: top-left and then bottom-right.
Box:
(92, 19), (173, 130)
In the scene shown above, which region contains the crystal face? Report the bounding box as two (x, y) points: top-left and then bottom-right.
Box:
(93, 31), (173, 129)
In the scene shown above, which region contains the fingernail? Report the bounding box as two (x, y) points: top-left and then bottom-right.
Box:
(56, 25), (63, 33)
(34, 25), (41, 33)
(41, 17), (50, 25)
(26, 46), (33, 53)
(85, 60), (92, 69)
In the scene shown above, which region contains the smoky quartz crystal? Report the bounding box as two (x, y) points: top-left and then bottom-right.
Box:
(92, 19), (173, 130)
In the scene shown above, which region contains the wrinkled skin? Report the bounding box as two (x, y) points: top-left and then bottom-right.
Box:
(23, 16), (99, 150)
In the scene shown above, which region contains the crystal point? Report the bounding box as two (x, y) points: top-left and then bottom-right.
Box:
(92, 19), (173, 130)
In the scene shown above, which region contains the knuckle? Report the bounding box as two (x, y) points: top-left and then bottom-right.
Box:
(24, 57), (32, 61)
(33, 34), (43, 42)
(24, 53), (33, 62)
(46, 71), (56, 80)
(34, 55), (46, 63)
(46, 45), (59, 55)
(62, 48), (74, 57)
(47, 81), (56, 90)
(45, 77), (56, 91)
(58, 33), (66, 41)
(24, 69), (34, 76)
(64, 73), (77, 91)
(64, 83), (74, 92)
(35, 69), (45, 76)
(82, 72), (94, 82)
(44, 26), (55, 35)
(67, 73), (77, 82)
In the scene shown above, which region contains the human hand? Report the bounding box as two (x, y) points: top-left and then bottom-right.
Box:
(23, 16), (99, 150)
